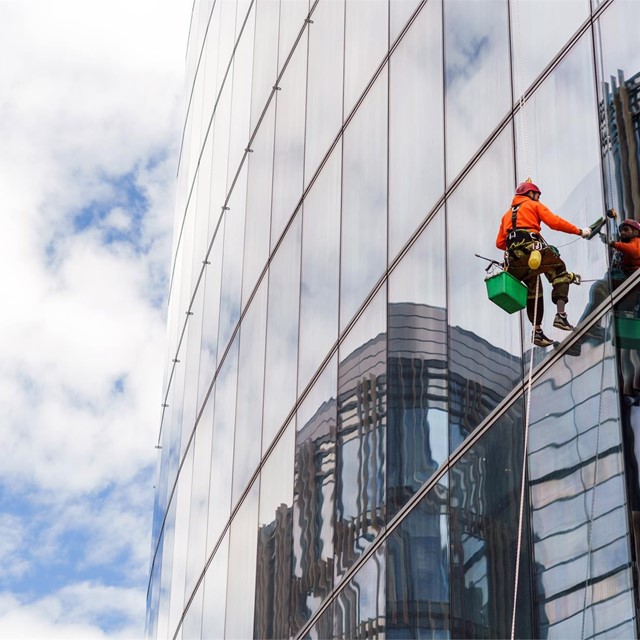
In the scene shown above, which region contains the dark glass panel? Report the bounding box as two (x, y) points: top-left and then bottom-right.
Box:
(334, 547), (386, 638)
(335, 289), (387, 581)
(254, 421), (295, 640)
(386, 475), (450, 639)
(528, 311), (634, 637)
(388, 209), (448, 515)
(596, 0), (640, 221)
(450, 401), (533, 639)
(291, 357), (338, 633)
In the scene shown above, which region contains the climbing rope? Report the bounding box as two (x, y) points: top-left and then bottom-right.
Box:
(513, 0), (529, 179)
(511, 277), (539, 640)
(510, 2), (533, 634)
(580, 338), (607, 639)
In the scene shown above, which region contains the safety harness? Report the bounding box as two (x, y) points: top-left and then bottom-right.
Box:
(506, 204), (545, 262)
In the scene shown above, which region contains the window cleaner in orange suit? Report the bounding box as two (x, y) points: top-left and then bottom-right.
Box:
(601, 218), (640, 279)
(496, 179), (592, 347)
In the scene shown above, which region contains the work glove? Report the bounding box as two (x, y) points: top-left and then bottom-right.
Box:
(580, 227), (592, 238)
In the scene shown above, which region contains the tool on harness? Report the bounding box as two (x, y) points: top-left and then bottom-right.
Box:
(476, 254), (527, 313)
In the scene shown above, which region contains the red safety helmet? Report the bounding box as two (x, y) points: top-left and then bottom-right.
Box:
(619, 219), (640, 234)
(515, 179), (541, 196)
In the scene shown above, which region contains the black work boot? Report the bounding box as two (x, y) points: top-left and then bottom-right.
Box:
(553, 312), (574, 331)
(533, 329), (554, 347)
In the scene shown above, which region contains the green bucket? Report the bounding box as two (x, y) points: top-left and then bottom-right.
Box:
(485, 271), (527, 314)
(614, 314), (640, 349)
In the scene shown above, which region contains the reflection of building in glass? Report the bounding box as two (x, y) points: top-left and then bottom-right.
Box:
(601, 69), (640, 218)
(147, 2), (640, 639)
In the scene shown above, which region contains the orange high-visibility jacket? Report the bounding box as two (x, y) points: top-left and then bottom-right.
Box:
(496, 195), (581, 250)
(611, 237), (640, 273)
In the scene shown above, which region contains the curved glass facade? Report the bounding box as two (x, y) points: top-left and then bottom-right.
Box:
(147, 0), (640, 637)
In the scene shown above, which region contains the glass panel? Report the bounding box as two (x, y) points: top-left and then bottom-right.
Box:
(446, 128), (521, 451)
(291, 357), (338, 633)
(336, 289), (387, 582)
(388, 209), (448, 515)
(386, 474), (449, 638)
(298, 146), (341, 393)
(200, 2), (222, 126)
(270, 30), (307, 249)
(208, 22), (233, 216)
(340, 72), (388, 330)
(277, 0), (310, 77)
(334, 547), (386, 638)
(262, 215), (302, 454)
(254, 420), (295, 639)
(224, 483), (260, 639)
(528, 311), (634, 638)
(305, 601), (335, 640)
(450, 402), (533, 639)
(242, 100), (276, 307)
(389, 0), (444, 261)
(515, 33), (607, 340)
(226, 3), (255, 185)
(232, 279), (268, 505)
(155, 499), (177, 640)
(343, 0), (388, 117)
(181, 580), (204, 639)
(511, 0), (588, 95)
(304, 0), (344, 186)
(250, 0), (281, 130)
(218, 163), (248, 354)
(197, 225), (223, 408)
(444, 0), (511, 183)
(206, 336), (239, 557)
(184, 396), (214, 600)
(596, 0), (640, 219)
(201, 532), (230, 640)
(390, 0), (422, 43)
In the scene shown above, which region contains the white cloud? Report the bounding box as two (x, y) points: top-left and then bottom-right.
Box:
(0, 583), (145, 640)
(0, 0), (191, 636)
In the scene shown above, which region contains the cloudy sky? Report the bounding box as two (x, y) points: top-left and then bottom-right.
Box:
(0, 2), (191, 637)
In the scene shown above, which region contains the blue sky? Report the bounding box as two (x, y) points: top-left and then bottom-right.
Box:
(0, 2), (191, 637)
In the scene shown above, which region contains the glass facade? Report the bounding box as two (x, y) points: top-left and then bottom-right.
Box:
(147, 0), (640, 637)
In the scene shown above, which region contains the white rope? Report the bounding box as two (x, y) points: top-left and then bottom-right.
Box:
(511, 276), (539, 640)
(580, 335), (607, 639)
(513, 0), (529, 178)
